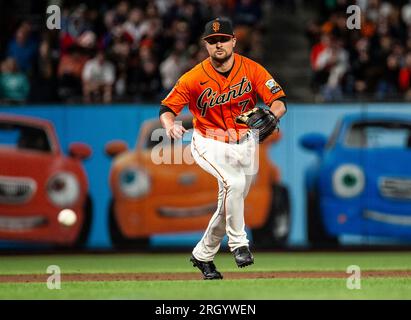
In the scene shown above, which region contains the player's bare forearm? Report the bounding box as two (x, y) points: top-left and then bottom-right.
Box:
(270, 99), (287, 119)
(160, 111), (175, 131)
(160, 111), (187, 139)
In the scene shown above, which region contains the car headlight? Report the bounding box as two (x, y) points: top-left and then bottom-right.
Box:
(119, 168), (150, 198)
(332, 164), (365, 198)
(47, 172), (80, 207)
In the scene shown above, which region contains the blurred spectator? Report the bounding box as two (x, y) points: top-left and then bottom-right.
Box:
(135, 58), (163, 102)
(7, 22), (39, 74)
(308, 0), (411, 101)
(82, 51), (115, 104)
(376, 53), (400, 100)
(57, 45), (89, 102)
(29, 40), (59, 103)
(159, 40), (190, 92)
(116, 1), (131, 24)
(306, 19), (323, 47)
(248, 29), (264, 61)
(77, 31), (97, 50)
(234, 0), (262, 27)
(1, 0), (267, 104)
(399, 51), (411, 101)
(310, 34), (332, 93)
(348, 37), (373, 98)
(62, 5), (89, 39)
(316, 38), (349, 101)
(0, 57), (30, 103)
(123, 8), (146, 47)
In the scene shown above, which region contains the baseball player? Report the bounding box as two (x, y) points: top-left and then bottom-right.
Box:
(159, 18), (287, 280)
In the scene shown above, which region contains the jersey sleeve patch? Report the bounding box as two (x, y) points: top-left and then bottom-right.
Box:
(265, 79), (282, 94)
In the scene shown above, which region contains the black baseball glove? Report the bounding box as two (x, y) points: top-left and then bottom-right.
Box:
(235, 107), (279, 143)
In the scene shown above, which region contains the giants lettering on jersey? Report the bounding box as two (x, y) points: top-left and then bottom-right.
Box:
(196, 76), (252, 116)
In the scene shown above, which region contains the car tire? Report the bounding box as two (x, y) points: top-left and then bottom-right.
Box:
(109, 199), (150, 250)
(72, 194), (93, 248)
(307, 190), (339, 247)
(251, 184), (290, 249)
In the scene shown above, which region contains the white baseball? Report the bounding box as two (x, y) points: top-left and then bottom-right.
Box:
(58, 209), (77, 226)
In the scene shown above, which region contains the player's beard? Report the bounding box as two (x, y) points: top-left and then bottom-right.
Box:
(211, 50), (233, 64)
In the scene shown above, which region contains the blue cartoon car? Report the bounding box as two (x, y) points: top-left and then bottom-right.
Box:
(300, 113), (411, 246)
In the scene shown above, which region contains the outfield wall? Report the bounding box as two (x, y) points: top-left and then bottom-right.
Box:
(1, 103), (410, 248)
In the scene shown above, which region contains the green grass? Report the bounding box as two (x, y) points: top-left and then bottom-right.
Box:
(1, 278), (410, 300)
(0, 252), (411, 299)
(1, 252), (411, 274)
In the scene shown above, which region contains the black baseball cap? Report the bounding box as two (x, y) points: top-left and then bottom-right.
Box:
(202, 18), (234, 40)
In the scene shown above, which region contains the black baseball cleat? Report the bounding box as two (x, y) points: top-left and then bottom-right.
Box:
(233, 246), (254, 268)
(190, 256), (223, 280)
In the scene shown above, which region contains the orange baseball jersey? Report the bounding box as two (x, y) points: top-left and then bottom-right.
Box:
(161, 53), (285, 140)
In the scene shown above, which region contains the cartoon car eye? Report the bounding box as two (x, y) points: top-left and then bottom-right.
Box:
(47, 172), (80, 207)
(119, 168), (151, 198)
(332, 164), (365, 198)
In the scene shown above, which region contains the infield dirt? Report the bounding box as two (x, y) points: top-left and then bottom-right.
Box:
(0, 270), (410, 283)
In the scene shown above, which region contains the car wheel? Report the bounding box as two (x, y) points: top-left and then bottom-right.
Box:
(307, 190), (339, 247)
(72, 194), (93, 248)
(109, 199), (150, 250)
(251, 184), (290, 249)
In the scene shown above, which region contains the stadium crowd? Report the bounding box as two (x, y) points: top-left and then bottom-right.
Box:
(0, 0), (265, 104)
(307, 0), (411, 102)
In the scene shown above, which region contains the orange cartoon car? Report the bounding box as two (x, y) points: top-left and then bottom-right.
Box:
(105, 115), (290, 249)
(0, 113), (92, 247)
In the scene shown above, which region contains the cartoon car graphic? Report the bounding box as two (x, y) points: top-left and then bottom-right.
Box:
(0, 113), (92, 247)
(105, 115), (290, 249)
(300, 113), (411, 246)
